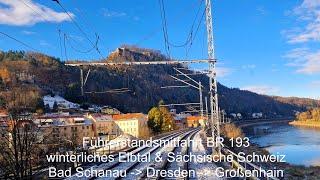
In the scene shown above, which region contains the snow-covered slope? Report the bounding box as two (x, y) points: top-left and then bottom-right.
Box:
(43, 95), (80, 109)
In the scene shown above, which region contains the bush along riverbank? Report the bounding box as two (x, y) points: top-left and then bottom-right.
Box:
(291, 108), (320, 128)
(289, 120), (320, 128)
(223, 124), (320, 179)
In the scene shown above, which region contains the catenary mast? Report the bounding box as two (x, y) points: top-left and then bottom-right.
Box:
(205, 0), (221, 154)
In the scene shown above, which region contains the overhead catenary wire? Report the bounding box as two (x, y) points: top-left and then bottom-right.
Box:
(158, 0), (171, 58)
(65, 33), (98, 54)
(52, 0), (104, 59)
(19, 0), (105, 61)
(0, 31), (39, 52)
(19, 0), (61, 54)
(135, 0), (203, 46)
(85, 88), (130, 94)
(137, 0), (204, 55)
(167, 0), (204, 48)
(186, 8), (206, 58)
(63, 33), (68, 61)
(0, 31), (49, 64)
(18, 0), (51, 22)
(74, 8), (111, 54)
(158, 0), (206, 61)
(74, 8), (98, 37)
(18, 0), (94, 60)
(58, 29), (64, 60)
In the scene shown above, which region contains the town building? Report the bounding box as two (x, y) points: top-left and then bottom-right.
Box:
(0, 109), (9, 121)
(112, 113), (150, 139)
(86, 114), (117, 140)
(35, 114), (94, 145)
(186, 116), (206, 127)
(16, 71), (34, 83)
(0, 120), (9, 139)
(173, 113), (189, 129)
(0, 110), (10, 139)
(252, 112), (263, 119)
(101, 106), (121, 115)
(230, 113), (242, 119)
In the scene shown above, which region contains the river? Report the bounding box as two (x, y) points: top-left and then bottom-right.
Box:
(243, 122), (320, 167)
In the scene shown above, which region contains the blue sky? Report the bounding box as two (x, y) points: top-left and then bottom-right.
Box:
(0, 0), (319, 99)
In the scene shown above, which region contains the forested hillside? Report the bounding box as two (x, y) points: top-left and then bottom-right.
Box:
(0, 47), (319, 118)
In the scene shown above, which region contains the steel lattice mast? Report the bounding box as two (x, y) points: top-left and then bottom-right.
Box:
(205, 0), (221, 154)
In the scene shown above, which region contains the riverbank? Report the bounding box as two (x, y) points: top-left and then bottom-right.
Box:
(230, 142), (320, 179)
(234, 122), (320, 179)
(289, 120), (320, 128)
(233, 117), (293, 128)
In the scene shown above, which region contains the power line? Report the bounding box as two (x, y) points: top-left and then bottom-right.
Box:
(0, 31), (39, 52)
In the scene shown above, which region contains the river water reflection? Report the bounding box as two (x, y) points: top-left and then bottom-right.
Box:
(243, 122), (320, 167)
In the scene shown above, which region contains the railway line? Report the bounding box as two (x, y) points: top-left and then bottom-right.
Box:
(131, 129), (199, 180)
(66, 128), (197, 180)
(63, 128), (279, 180)
(162, 130), (198, 180)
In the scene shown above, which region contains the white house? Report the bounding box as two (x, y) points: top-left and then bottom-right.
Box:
(252, 112), (263, 119)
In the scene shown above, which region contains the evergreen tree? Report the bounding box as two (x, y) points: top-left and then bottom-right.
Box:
(0, 96), (5, 108)
(52, 101), (58, 112)
(35, 98), (45, 114)
(44, 104), (50, 113)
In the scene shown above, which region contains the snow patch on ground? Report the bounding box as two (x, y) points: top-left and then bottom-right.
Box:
(43, 95), (80, 109)
(94, 134), (138, 152)
(189, 131), (221, 180)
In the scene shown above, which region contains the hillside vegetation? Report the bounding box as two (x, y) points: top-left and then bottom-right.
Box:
(290, 108), (320, 128)
(0, 48), (319, 118)
(273, 96), (320, 109)
(296, 108), (320, 121)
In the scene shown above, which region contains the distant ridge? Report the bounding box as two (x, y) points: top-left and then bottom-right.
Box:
(0, 47), (319, 118)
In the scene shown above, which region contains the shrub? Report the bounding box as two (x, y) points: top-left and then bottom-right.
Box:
(220, 123), (244, 139)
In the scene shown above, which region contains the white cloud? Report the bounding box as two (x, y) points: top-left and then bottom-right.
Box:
(283, 1), (320, 74)
(69, 35), (84, 42)
(241, 64), (256, 69)
(215, 67), (233, 78)
(286, 0), (320, 43)
(133, 16), (140, 21)
(101, 8), (126, 18)
(0, 0), (73, 26)
(284, 48), (320, 74)
(21, 30), (36, 35)
(310, 80), (320, 88)
(241, 85), (280, 95)
(39, 40), (50, 47)
(256, 6), (267, 15)
(271, 64), (279, 72)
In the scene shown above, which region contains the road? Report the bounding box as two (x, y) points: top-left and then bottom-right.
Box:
(234, 118), (293, 128)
